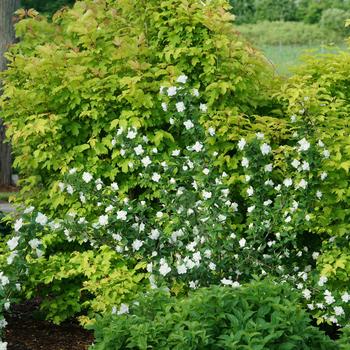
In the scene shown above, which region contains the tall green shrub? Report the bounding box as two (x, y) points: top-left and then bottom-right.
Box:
(0, 0), (273, 213)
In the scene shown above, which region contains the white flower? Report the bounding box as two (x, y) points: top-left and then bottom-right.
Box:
(111, 182), (119, 191)
(247, 186), (254, 197)
(126, 128), (137, 139)
(176, 102), (186, 113)
(169, 117), (174, 124)
(58, 182), (65, 191)
(203, 168), (209, 175)
(160, 86), (165, 94)
(177, 264), (187, 274)
(156, 212), (163, 219)
(82, 172), (93, 183)
(301, 161), (310, 171)
(7, 236), (19, 251)
(66, 185), (74, 194)
(264, 164), (273, 172)
(193, 88), (199, 97)
(132, 239), (143, 251)
(172, 149), (180, 156)
(316, 191), (323, 199)
(98, 215), (108, 226)
(263, 200), (272, 206)
(285, 216), (292, 223)
(117, 210), (127, 221)
(149, 229), (160, 240)
(247, 205), (255, 213)
(69, 168), (77, 174)
(260, 143), (271, 155)
(231, 202), (238, 211)
(167, 86), (177, 96)
(159, 262), (171, 276)
(342, 292), (350, 303)
(184, 120), (194, 130)
(298, 179), (308, 189)
(312, 252), (320, 260)
(323, 149), (330, 158)
(134, 145), (144, 156)
(320, 172), (328, 180)
(291, 159), (300, 168)
(152, 173), (161, 182)
(161, 102), (167, 111)
(202, 191), (212, 200)
(238, 138), (246, 150)
(239, 238), (246, 248)
(302, 289), (311, 300)
(290, 115), (297, 123)
(209, 262), (216, 270)
(14, 218), (23, 232)
(324, 290), (335, 304)
(117, 303), (129, 315)
(192, 142), (203, 152)
(28, 238), (41, 250)
(334, 306), (344, 316)
(208, 127), (215, 136)
(35, 213), (48, 226)
(283, 178), (293, 187)
(298, 138), (310, 151)
(199, 103), (207, 112)
(189, 281), (197, 289)
(177, 74), (188, 84)
(0, 342), (7, 350)
(221, 278), (233, 286)
(120, 149), (126, 156)
(241, 157), (249, 168)
(318, 276), (328, 287)
(141, 156), (152, 168)
(256, 132), (264, 140)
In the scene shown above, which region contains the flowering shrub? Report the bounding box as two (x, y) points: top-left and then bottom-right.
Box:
(88, 280), (337, 350)
(0, 0), (272, 214)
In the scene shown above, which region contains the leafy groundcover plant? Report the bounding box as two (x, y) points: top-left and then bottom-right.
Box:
(88, 281), (338, 350)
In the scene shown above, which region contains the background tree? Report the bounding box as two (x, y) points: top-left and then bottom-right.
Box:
(0, 0), (20, 187)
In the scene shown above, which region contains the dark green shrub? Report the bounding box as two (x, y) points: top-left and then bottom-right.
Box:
(320, 8), (350, 36)
(254, 0), (298, 22)
(229, 0), (256, 24)
(20, 0), (75, 16)
(89, 280), (337, 350)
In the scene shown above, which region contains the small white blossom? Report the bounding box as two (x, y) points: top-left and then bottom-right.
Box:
(176, 102), (186, 113)
(239, 238), (246, 248)
(126, 128), (137, 139)
(301, 161), (310, 171)
(184, 120), (194, 130)
(298, 179), (308, 189)
(323, 149), (330, 158)
(298, 138), (310, 152)
(141, 156), (152, 167)
(291, 159), (300, 168)
(152, 173), (161, 182)
(82, 172), (93, 183)
(176, 74), (188, 84)
(159, 262), (171, 276)
(161, 102), (167, 111)
(202, 191), (212, 200)
(247, 186), (254, 197)
(316, 191), (323, 199)
(342, 292), (350, 303)
(167, 86), (177, 96)
(111, 182), (119, 191)
(264, 164), (273, 172)
(302, 289), (311, 300)
(117, 303), (129, 315)
(35, 213), (48, 226)
(192, 142), (203, 152)
(192, 88), (199, 97)
(134, 145), (144, 156)
(318, 276), (328, 287)
(208, 127), (215, 136)
(238, 138), (246, 150)
(334, 306), (345, 316)
(199, 103), (207, 112)
(7, 236), (20, 251)
(320, 172), (328, 180)
(241, 157), (249, 168)
(98, 215), (108, 226)
(177, 264), (187, 274)
(117, 210), (127, 221)
(172, 149), (180, 156)
(256, 132), (264, 140)
(132, 239), (143, 251)
(260, 143), (271, 155)
(283, 178), (293, 187)
(14, 219), (23, 232)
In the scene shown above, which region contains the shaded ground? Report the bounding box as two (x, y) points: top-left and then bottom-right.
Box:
(5, 300), (94, 350)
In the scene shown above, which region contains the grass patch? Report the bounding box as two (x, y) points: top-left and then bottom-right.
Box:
(236, 21), (344, 46)
(261, 44), (346, 76)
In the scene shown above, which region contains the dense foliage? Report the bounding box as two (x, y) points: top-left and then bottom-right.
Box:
(89, 281), (337, 350)
(2, 0), (350, 349)
(20, 0), (74, 16)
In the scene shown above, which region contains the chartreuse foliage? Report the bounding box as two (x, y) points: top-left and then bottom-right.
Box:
(88, 280), (337, 350)
(0, 0), (273, 215)
(24, 246), (148, 325)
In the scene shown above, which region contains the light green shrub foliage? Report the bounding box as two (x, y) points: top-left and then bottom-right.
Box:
(24, 245), (148, 325)
(0, 0), (272, 214)
(237, 21), (343, 46)
(321, 8), (350, 35)
(89, 280), (337, 350)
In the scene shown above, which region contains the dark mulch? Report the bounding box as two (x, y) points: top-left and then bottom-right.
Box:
(5, 299), (94, 350)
